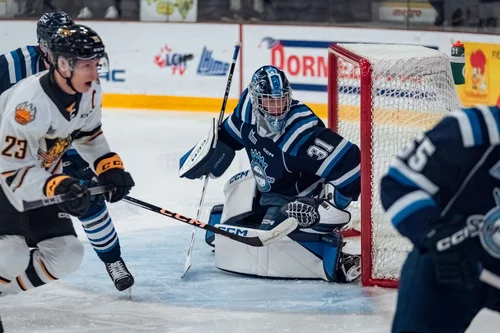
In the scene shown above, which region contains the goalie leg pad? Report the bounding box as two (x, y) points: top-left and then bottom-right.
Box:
(206, 204), (223, 247)
(221, 170), (257, 224)
(214, 227), (345, 281)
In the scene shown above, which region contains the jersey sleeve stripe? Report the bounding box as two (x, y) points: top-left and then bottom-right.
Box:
(388, 158), (439, 195)
(20, 47), (33, 77)
(4, 52), (17, 84)
(234, 89), (248, 119)
(224, 116), (244, 144)
(289, 131), (313, 156)
(243, 96), (253, 124)
(15, 48), (27, 80)
(73, 125), (102, 140)
(467, 108), (484, 145)
(279, 117), (318, 152)
(386, 190), (437, 227)
(316, 138), (350, 177)
(330, 164), (360, 188)
(476, 105), (500, 145)
(448, 111), (475, 147)
(284, 105), (312, 128)
(26, 46), (38, 76)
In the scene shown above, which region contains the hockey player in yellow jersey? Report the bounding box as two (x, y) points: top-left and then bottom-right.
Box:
(0, 25), (135, 296)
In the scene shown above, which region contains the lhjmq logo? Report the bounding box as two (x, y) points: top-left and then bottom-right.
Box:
(197, 47), (229, 76)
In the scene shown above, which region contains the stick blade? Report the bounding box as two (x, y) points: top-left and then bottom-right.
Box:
(259, 217), (298, 246)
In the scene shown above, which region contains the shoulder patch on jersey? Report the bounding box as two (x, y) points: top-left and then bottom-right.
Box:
(14, 102), (36, 125)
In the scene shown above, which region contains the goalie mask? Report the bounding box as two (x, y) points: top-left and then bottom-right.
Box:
(249, 65), (292, 135)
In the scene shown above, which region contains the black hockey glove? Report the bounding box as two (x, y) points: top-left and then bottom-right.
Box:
(423, 221), (481, 289)
(281, 197), (322, 228)
(94, 153), (135, 203)
(81, 178), (105, 205)
(45, 175), (91, 217)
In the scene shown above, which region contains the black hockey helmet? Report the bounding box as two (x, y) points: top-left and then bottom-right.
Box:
(49, 24), (105, 60)
(37, 11), (74, 45)
(49, 24), (106, 67)
(48, 25), (107, 93)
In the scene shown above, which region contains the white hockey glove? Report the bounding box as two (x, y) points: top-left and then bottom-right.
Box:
(281, 197), (351, 233)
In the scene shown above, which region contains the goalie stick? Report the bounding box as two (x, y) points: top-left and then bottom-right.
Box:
(182, 41), (242, 277)
(123, 196), (298, 247)
(0, 175), (114, 212)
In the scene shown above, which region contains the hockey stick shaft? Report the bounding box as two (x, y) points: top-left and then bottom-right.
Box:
(183, 42), (242, 275)
(182, 175), (208, 276)
(22, 185), (114, 211)
(218, 42), (241, 125)
(1, 170), (113, 212)
(123, 195), (298, 247)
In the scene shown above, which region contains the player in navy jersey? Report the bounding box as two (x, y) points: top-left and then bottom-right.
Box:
(180, 65), (362, 282)
(0, 11), (134, 293)
(381, 104), (500, 333)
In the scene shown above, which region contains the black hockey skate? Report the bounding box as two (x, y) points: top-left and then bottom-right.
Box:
(338, 253), (361, 283)
(105, 258), (135, 292)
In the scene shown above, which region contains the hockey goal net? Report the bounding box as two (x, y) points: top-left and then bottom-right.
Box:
(328, 43), (460, 288)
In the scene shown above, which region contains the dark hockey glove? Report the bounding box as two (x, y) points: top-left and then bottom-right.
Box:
(80, 178), (105, 205)
(423, 221), (481, 289)
(45, 175), (90, 217)
(95, 153), (135, 203)
(281, 197), (322, 228)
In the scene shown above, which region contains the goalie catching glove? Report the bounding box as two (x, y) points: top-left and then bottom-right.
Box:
(179, 118), (235, 180)
(94, 152), (135, 203)
(281, 197), (351, 233)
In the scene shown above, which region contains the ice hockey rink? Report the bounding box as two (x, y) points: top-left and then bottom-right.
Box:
(0, 109), (499, 333)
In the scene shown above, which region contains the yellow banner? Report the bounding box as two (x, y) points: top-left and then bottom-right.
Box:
(458, 42), (500, 107)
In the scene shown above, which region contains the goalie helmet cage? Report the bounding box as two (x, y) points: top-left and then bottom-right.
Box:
(328, 43), (460, 288)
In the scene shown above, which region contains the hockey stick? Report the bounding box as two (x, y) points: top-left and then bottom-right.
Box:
(182, 41), (242, 277)
(123, 195), (298, 247)
(0, 174), (113, 212)
(480, 268), (500, 290)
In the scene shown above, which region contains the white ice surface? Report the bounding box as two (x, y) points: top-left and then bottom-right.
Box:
(0, 109), (498, 333)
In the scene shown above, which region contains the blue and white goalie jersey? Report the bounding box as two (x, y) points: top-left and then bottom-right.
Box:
(381, 105), (500, 274)
(0, 45), (45, 95)
(219, 88), (361, 202)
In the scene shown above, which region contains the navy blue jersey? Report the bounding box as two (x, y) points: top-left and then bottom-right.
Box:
(0, 45), (45, 95)
(219, 88), (361, 202)
(381, 105), (500, 274)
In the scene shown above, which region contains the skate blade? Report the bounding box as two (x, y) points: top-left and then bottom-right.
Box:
(122, 287), (132, 300)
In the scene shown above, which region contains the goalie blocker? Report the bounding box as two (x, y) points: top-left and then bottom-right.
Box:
(205, 170), (360, 282)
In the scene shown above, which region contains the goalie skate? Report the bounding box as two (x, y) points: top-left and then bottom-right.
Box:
(338, 253), (361, 283)
(106, 258), (135, 293)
